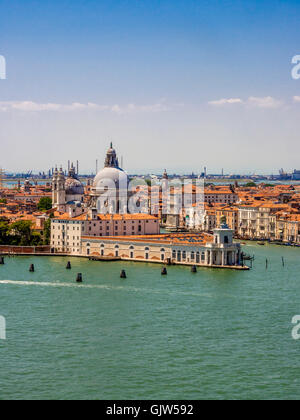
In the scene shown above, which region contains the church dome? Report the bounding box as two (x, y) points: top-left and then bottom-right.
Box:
(93, 143), (129, 195)
(65, 177), (84, 195)
(65, 164), (84, 195)
(93, 167), (128, 191)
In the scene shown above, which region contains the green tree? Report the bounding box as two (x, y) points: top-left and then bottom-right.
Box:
(37, 197), (52, 211)
(0, 220), (10, 244)
(30, 232), (43, 246)
(9, 220), (32, 245)
(244, 182), (256, 187)
(43, 219), (51, 245)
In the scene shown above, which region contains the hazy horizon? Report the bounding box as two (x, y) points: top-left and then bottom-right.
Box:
(1, 0), (300, 174)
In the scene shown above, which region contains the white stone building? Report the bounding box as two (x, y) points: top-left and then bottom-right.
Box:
(51, 209), (160, 254)
(81, 223), (245, 269)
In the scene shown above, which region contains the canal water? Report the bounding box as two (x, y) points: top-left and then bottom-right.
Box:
(0, 243), (299, 400)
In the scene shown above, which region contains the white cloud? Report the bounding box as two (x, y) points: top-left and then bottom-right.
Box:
(208, 96), (283, 109)
(208, 98), (244, 106)
(247, 96), (282, 109)
(293, 96), (300, 103)
(109, 102), (169, 114)
(0, 100), (170, 113)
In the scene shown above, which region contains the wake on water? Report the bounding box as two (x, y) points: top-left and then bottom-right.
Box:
(0, 279), (213, 298)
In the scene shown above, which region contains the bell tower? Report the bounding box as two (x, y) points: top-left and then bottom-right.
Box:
(52, 167), (58, 206)
(56, 167), (66, 211)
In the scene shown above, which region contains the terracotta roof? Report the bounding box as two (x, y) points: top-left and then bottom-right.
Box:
(54, 213), (158, 221)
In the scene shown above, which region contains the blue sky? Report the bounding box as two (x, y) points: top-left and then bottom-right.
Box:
(0, 0), (300, 174)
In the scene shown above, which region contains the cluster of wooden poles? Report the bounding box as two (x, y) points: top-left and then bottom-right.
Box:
(265, 256), (285, 269)
(0, 256), (199, 282)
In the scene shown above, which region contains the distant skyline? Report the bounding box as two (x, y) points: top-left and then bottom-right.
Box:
(1, 0), (300, 174)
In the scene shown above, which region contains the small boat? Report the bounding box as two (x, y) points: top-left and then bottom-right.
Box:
(242, 254), (254, 261)
(257, 241), (265, 246)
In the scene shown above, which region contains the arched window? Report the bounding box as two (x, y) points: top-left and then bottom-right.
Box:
(115, 244), (119, 257)
(191, 251), (195, 260)
(129, 245), (134, 259)
(100, 243), (105, 256)
(86, 243), (90, 256)
(224, 236), (229, 244)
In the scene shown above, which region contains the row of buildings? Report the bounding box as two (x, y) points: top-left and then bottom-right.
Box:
(0, 181), (52, 238)
(183, 187), (300, 243)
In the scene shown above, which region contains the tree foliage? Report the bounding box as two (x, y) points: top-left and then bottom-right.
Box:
(43, 219), (51, 245)
(0, 220), (10, 244)
(0, 219), (46, 246)
(37, 197), (52, 211)
(10, 220), (32, 245)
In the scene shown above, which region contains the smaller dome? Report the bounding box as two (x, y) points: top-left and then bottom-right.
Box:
(65, 177), (84, 195)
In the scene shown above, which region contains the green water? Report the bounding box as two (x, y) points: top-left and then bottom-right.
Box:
(0, 243), (299, 400)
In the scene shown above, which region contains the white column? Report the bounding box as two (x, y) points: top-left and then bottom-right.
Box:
(222, 251), (225, 266)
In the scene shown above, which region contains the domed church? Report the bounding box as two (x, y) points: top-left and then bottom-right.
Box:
(91, 143), (132, 214)
(52, 144), (133, 215)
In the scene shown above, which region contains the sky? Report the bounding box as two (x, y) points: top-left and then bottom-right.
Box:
(0, 0), (300, 175)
